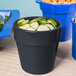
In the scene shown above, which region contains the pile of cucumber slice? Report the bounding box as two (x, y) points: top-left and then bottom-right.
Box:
(0, 16), (10, 31)
(17, 18), (57, 31)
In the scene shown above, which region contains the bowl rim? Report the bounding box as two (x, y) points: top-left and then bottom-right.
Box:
(13, 16), (62, 33)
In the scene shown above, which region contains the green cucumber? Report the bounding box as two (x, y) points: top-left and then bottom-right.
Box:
(0, 20), (4, 25)
(45, 24), (54, 30)
(47, 19), (57, 28)
(37, 25), (49, 31)
(17, 19), (29, 26)
(19, 24), (30, 29)
(39, 21), (47, 25)
(30, 22), (39, 30)
(29, 18), (41, 24)
(40, 18), (46, 21)
(26, 27), (35, 31)
(39, 18), (47, 25)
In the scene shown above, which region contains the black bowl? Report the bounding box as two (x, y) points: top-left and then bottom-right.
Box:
(13, 16), (62, 74)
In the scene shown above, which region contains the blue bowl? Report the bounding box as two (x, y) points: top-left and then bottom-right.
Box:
(36, 0), (76, 42)
(72, 17), (76, 60)
(0, 10), (20, 38)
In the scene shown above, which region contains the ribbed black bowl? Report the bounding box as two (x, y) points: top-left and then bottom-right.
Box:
(13, 16), (62, 74)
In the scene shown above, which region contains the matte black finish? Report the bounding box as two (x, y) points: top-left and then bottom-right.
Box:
(13, 16), (62, 74)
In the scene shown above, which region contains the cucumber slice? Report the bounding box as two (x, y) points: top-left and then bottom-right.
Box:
(17, 19), (29, 26)
(4, 16), (10, 24)
(19, 24), (30, 29)
(39, 18), (47, 25)
(0, 20), (4, 25)
(30, 22), (38, 30)
(45, 24), (54, 30)
(37, 25), (49, 31)
(5, 16), (10, 21)
(29, 18), (41, 24)
(39, 21), (47, 25)
(40, 18), (47, 21)
(26, 27), (35, 31)
(47, 19), (57, 28)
